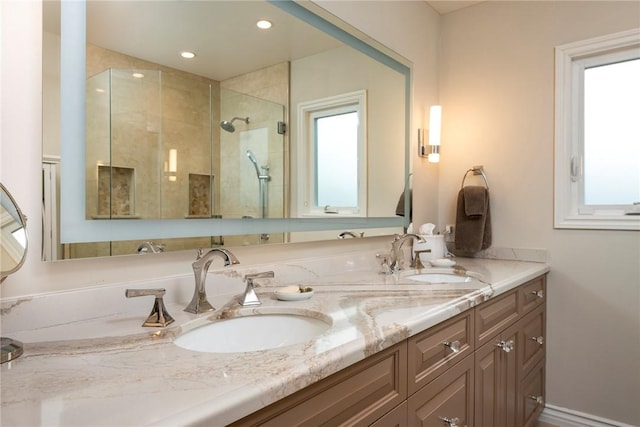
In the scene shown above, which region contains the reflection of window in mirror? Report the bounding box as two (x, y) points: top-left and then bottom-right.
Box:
(299, 90), (367, 216)
(554, 29), (640, 230)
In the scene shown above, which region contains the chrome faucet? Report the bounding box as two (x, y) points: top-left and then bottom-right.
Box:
(185, 248), (240, 314)
(137, 241), (165, 254)
(389, 233), (425, 272)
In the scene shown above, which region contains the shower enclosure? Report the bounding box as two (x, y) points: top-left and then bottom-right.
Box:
(218, 87), (284, 245)
(78, 69), (285, 256)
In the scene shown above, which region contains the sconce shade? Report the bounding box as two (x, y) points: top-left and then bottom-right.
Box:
(169, 149), (178, 173)
(428, 105), (441, 163)
(428, 105), (441, 146)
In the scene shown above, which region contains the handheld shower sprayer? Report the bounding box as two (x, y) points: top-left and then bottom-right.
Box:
(220, 116), (249, 133)
(246, 150), (261, 178)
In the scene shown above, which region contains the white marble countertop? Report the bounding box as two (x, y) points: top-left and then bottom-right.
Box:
(1, 256), (548, 427)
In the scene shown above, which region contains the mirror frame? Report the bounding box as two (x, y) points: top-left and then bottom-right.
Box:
(58, 0), (412, 245)
(0, 183), (28, 282)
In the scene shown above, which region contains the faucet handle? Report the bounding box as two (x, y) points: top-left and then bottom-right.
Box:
(376, 253), (392, 275)
(125, 288), (175, 328)
(245, 271), (275, 281)
(411, 249), (431, 269)
(240, 271), (275, 306)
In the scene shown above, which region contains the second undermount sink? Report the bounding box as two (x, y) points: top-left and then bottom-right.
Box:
(405, 272), (473, 283)
(174, 313), (332, 353)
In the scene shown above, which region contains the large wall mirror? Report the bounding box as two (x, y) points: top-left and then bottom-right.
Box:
(42, 0), (411, 261)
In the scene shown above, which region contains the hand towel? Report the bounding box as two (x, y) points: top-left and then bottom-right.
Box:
(455, 186), (492, 253)
(463, 186), (486, 217)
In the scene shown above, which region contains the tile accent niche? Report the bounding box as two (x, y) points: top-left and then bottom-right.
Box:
(188, 173), (214, 218)
(95, 165), (137, 218)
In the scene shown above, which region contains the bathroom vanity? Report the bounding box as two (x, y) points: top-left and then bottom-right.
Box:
(231, 275), (546, 427)
(0, 246), (548, 426)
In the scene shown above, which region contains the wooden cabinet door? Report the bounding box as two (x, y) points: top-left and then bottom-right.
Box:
(230, 342), (407, 427)
(370, 402), (407, 427)
(519, 359), (545, 427)
(474, 322), (520, 427)
(407, 355), (474, 427)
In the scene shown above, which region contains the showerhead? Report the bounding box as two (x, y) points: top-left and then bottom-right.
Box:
(220, 116), (250, 133)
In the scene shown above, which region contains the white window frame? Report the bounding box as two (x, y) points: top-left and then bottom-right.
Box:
(554, 28), (640, 230)
(297, 90), (367, 217)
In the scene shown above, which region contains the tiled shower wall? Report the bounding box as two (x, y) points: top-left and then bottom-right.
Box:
(70, 44), (286, 258)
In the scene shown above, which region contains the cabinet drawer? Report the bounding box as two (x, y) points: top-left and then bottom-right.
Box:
(475, 288), (519, 348)
(408, 311), (474, 395)
(520, 306), (545, 377)
(407, 354), (474, 427)
(519, 359), (545, 427)
(230, 342), (407, 427)
(519, 276), (546, 314)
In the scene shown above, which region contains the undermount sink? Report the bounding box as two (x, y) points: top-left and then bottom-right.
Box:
(174, 313), (332, 353)
(405, 272), (473, 283)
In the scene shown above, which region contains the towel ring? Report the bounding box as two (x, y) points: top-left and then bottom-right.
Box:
(461, 167), (489, 190)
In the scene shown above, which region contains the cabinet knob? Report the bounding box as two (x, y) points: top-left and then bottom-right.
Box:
(530, 289), (544, 299)
(529, 395), (544, 405)
(530, 336), (544, 345)
(443, 340), (461, 353)
(439, 416), (460, 427)
(495, 339), (515, 353)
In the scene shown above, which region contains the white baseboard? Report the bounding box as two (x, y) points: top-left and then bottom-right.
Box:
(539, 404), (638, 427)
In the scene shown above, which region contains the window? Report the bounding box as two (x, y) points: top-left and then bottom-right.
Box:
(554, 29), (640, 230)
(297, 91), (367, 216)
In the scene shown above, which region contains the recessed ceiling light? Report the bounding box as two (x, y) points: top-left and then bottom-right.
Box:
(132, 72), (144, 79)
(95, 88), (105, 93)
(256, 19), (272, 30)
(180, 51), (196, 59)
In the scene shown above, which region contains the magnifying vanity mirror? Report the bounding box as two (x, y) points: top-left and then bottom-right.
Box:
(1, 183), (27, 363)
(42, 0), (412, 260)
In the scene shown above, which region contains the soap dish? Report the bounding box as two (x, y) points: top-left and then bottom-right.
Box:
(275, 287), (314, 301)
(430, 258), (456, 268)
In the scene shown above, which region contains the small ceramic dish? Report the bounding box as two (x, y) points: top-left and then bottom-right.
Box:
(275, 287), (314, 301)
(430, 258), (456, 268)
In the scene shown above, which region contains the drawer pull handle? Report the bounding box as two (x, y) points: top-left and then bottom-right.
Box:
(444, 340), (461, 353)
(529, 395), (544, 405)
(495, 339), (515, 353)
(530, 289), (544, 299)
(530, 336), (544, 345)
(439, 416), (460, 427)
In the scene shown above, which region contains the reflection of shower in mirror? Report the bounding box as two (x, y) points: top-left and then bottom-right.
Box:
(220, 116), (250, 133)
(246, 150), (270, 243)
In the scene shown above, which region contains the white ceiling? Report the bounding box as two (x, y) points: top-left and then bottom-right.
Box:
(43, 1), (342, 82)
(427, 1), (484, 15)
(43, 1), (484, 81)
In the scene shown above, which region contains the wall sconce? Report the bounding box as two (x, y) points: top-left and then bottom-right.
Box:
(418, 105), (442, 163)
(167, 149), (178, 182)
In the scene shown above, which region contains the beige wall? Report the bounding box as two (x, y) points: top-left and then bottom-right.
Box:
(438, 2), (640, 424)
